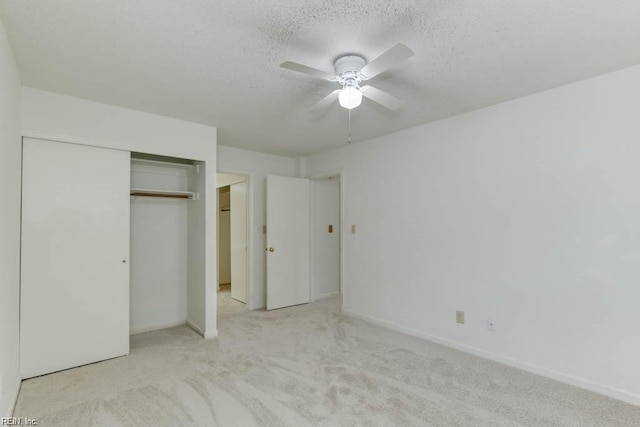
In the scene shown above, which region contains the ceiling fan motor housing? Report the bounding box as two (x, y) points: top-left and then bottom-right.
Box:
(334, 55), (366, 85)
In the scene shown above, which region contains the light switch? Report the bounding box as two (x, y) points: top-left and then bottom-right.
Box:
(351, 224), (357, 234)
(328, 224), (333, 233)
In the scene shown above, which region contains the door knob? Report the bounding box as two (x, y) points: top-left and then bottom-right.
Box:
(269, 247), (275, 252)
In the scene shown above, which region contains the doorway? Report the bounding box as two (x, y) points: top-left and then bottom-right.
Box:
(264, 173), (343, 310)
(311, 174), (342, 302)
(216, 172), (249, 317)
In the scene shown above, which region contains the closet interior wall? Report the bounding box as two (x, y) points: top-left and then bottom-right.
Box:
(129, 157), (192, 334)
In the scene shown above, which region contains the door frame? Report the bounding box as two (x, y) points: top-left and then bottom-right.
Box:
(216, 168), (253, 310)
(309, 169), (344, 304)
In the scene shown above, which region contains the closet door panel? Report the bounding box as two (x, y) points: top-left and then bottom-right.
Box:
(20, 138), (130, 378)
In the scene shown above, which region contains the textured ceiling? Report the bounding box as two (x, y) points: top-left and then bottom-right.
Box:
(2, 1), (640, 156)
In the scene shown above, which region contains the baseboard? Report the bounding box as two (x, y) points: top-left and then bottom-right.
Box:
(204, 330), (219, 339)
(314, 291), (340, 301)
(2, 377), (21, 417)
(186, 319), (218, 340)
(130, 320), (187, 335)
(342, 308), (640, 407)
(186, 320), (203, 336)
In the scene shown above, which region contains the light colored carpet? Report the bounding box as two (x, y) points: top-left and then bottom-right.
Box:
(14, 296), (640, 426)
(217, 283), (247, 317)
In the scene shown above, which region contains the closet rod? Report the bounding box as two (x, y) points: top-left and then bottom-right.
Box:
(130, 188), (196, 200)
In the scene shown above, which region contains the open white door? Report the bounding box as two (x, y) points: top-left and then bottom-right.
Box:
(266, 175), (310, 310)
(230, 181), (247, 303)
(21, 138), (130, 378)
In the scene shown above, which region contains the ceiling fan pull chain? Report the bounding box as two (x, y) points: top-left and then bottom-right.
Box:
(348, 109), (352, 144)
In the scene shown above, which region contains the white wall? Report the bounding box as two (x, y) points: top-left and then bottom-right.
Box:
(305, 65), (640, 405)
(217, 145), (297, 309)
(22, 87), (218, 338)
(218, 189), (231, 284)
(216, 173), (246, 188)
(312, 177), (341, 300)
(187, 161), (210, 335)
(130, 160), (190, 334)
(0, 17), (22, 417)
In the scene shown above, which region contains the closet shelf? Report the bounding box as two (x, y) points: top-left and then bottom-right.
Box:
(130, 188), (196, 200)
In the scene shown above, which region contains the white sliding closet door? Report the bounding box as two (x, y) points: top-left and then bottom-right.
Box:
(21, 138), (130, 379)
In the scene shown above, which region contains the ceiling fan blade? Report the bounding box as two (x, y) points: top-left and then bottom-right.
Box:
(280, 61), (335, 80)
(309, 90), (341, 114)
(359, 43), (414, 80)
(361, 86), (404, 111)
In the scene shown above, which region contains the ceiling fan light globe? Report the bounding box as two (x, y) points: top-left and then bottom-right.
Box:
(338, 86), (362, 109)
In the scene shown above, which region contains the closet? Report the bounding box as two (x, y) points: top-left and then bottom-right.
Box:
(129, 154), (195, 334)
(20, 138), (207, 379)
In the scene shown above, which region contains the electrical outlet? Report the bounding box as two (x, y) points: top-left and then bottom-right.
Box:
(487, 318), (496, 331)
(456, 310), (465, 324)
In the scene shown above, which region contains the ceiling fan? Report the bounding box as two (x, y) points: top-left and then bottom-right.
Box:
(280, 43), (414, 112)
